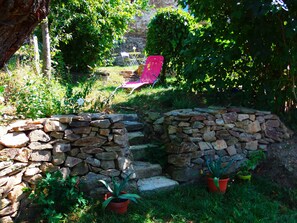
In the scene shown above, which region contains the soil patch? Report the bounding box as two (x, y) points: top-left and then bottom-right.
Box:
(255, 135), (297, 189)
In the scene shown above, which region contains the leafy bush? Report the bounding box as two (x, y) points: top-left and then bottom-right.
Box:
(179, 0), (297, 116)
(26, 171), (88, 223)
(49, 0), (148, 71)
(62, 77), (95, 114)
(145, 7), (196, 82)
(2, 61), (98, 118)
(13, 76), (63, 119)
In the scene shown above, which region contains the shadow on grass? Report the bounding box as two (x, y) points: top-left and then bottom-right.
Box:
(74, 178), (297, 223)
(112, 87), (208, 113)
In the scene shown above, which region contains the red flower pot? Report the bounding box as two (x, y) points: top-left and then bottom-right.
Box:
(104, 192), (130, 214)
(207, 177), (230, 193)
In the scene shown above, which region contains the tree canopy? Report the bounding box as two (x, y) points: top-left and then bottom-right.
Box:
(49, 0), (148, 71)
(146, 7), (195, 81)
(179, 0), (297, 113)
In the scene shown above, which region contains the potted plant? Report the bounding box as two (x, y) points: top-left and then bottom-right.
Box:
(237, 150), (266, 181)
(99, 174), (141, 214)
(206, 157), (234, 193)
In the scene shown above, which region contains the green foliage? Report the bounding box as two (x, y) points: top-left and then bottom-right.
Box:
(1, 63), (98, 118)
(27, 171), (88, 223)
(99, 174), (141, 209)
(12, 75), (63, 119)
(62, 76), (95, 114)
(239, 150), (266, 175)
(206, 157), (234, 188)
(145, 7), (196, 81)
(49, 0), (148, 71)
(179, 0), (297, 116)
(70, 179), (297, 222)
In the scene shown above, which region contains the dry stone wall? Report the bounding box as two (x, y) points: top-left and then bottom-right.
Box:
(0, 113), (132, 222)
(143, 107), (293, 182)
(113, 0), (177, 64)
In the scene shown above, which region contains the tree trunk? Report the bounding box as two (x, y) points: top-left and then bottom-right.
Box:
(0, 0), (50, 69)
(41, 17), (51, 79)
(33, 35), (41, 75)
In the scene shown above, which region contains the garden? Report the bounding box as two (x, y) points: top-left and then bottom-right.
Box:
(0, 0), (297, 222)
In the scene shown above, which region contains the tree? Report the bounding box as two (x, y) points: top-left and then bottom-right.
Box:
(179, 0), (297, 113)
(49, 0), (148, 71)
(145, 7), (195, 82)
(0, 0), (50, 68)
(41, 17), (51, 79)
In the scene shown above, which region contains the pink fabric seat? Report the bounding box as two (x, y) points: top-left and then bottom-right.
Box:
(115, 55), (164, 94)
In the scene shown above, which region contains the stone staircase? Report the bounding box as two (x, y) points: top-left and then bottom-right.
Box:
(122, 114), (179, 193)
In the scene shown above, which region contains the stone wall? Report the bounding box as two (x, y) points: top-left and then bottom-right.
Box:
(0, 113), (132, 222)
(129, 0), (178, 38)
(0, 107), (293, 221)
(143, 107), (293, 182)
(113, 0), (177, 64)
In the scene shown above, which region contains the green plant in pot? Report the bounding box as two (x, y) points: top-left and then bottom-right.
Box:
(99, 174), (141, 214)
(237, 150), (266, 181)
(206, 157), (234, 193)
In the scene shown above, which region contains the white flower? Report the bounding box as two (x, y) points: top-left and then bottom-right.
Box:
(77, 98), (84, 106)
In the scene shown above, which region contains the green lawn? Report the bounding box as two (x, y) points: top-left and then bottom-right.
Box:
(71, 177), (297, 223)
(90, 66), (207, 114)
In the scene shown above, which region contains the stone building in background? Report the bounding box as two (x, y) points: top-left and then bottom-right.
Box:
(113, 0), (177, 65)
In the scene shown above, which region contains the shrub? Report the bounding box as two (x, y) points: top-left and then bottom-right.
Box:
(13, 75), (63, 119)
(145, 7), (196, 82)
(3, 63), (97, 118)
(26, 171), (88, 223)
(179, 0), (297, 117)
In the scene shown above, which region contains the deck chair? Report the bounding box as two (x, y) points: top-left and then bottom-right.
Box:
(113, 55), (164, 95)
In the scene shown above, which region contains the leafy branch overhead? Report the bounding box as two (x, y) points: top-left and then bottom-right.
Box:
(178, 0), (297, 114)
(49, 0), (149, 71)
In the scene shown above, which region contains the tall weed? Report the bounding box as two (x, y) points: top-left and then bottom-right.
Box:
(25, 171), (88, 223)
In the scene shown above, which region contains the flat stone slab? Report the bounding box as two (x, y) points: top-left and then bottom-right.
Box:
(123, 121), (144, 132)
(128, 131), (145, 145)
(132, 161), (162, 179)
(137, 176), (179, 193)
(130, 144), (159, 160)
(122, 114), (139, 121)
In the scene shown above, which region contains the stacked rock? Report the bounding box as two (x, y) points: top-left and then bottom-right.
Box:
(0, 113), (131, 222)
(144, 107), (293, 182)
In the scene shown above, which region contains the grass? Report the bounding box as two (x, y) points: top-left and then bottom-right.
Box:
(2, 63), (297, 223)
(89, 66), (208, 114)
(68, 177), (297, 223)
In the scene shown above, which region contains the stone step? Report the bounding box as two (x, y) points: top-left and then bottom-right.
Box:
(132, 161), (162, 179)
(128, 131), (145, 145)
(130, 144), (159, 161)
(137, 176), (179, 193)
(123, 120), (144, 132)
(122, 114), (139, 122)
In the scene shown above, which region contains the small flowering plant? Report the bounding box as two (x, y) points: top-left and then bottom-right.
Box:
(77, 98), (84, 106)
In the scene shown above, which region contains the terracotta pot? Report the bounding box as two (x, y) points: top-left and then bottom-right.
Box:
(104, 192), (130, 214)
(207, 177), (230, 193)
